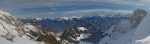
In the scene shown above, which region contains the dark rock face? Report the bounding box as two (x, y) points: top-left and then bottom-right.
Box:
(133, 9), (147, 16)
(129, 9), (147, 28)
(37, 33), (61, 44)
(60, 26), (82, 44)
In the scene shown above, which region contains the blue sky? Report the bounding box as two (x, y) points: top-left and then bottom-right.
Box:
(0, 0), (149, 18)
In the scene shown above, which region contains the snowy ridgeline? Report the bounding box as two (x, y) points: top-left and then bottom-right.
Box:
(0, 10), (45, 44)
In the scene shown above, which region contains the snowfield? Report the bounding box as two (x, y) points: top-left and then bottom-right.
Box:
(0, 36), (41, 44)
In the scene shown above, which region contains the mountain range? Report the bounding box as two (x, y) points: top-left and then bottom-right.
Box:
(0, 9), (148, 44)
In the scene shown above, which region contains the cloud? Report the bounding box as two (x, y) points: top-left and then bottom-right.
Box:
(0, 0), (147, 11)
(68, 0), (147, 6)
(14, 12), (62, 18)
(0, 0), (147, 10)
(15, 9), (133, 18)
(0, 0), (148, 18)
(65, 9), (133, 14)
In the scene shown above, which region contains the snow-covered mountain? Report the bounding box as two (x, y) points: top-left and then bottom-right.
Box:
(97, 9), (150, 44)
(0, 9), (148, 44)
(130, 10), (150, 44)
(21, 9), (148, 44)
(22, 14), (129, 32)
(0, 10), (47, 44)
(0, 10), (66, 44)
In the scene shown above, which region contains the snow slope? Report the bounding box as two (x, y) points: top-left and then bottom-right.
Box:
(0, 10), (42, 44)
(98, 10), (150, 44)
(0, 36), (40, 44)
(131, 12), (150, 44)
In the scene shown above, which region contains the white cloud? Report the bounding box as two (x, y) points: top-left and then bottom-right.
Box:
(15, 9), (133, 18)
(15, 12), (63, 18)
(0, 0), (79, 10)
(0, 0), (147, 18)
(0, 0), (147, 10)
(65, 9), (133, 14)
(70, 0), (147, 6)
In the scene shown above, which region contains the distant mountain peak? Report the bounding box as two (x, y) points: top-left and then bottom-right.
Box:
(57, 16), (82, 21)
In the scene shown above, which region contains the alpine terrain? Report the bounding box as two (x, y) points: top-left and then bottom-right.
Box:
(0, 9), (149, 44)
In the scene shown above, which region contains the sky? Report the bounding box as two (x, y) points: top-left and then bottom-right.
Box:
(0, 0), (149, 18)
